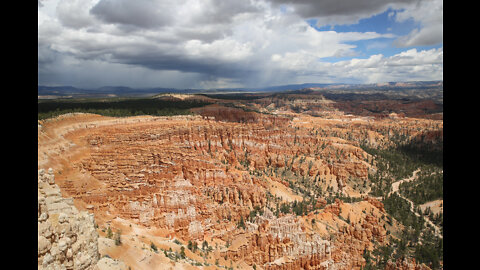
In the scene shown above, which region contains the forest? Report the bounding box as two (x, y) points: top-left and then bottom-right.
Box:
(38, 98), (211, 120)
(361, 135), (443, 269)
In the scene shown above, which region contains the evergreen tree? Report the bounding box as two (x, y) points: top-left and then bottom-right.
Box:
(188, 240), (193, 251)
(237, 216), (246, 229)
(202, 240), (209, 251)
(180, 246), (186, 259)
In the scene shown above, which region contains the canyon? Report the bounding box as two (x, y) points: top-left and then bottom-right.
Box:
(38, 90), (442, 269)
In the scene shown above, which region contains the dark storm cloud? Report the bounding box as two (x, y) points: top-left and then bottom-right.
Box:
(90, 0), (261, 31)
(109, 50), (259, 80)
(268, 0), (417, 25)
(38, 45), (58, 66)
(42, 0), (268, 82)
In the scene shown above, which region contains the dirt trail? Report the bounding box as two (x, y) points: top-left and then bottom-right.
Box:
(389, 169), (421, 196)
(388, 169), (443, 239)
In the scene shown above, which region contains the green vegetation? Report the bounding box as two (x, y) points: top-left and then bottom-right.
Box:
(202, 240), (209, 251)
(362, 227), (442, 269)
(378, 184), (443, 269)
(187, 240), (198, 253)
(383, 193), (424, 234)
(371, 245), (394, 269)
(359, 133), (443, 269)
(414, 229), (443, 269)
(422, 208), (443, 230)
(360, 144), (419, 183)
(106, 226), (113, 239)
(248, 206), (263, 222)
(399, 170), (443, 205)
(360, 134), (442, 201)
(150, 242), (158, 253)
(397, 140), (443, 168)
(180, 246), (186, 259)
(38, 97), (211, 120)
(163, 246), (196, 263)
(237, 216), (246, 229)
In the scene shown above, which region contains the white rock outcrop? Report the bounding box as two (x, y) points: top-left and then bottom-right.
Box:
(38, 168), (100, 270)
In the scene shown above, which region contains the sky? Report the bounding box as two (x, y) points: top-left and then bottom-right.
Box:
(38, 0), (443, 89)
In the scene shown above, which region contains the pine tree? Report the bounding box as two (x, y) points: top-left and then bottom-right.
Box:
(180, 246), (186, 259)
(202, 240), (209, 251)
(188, 240), (193, 251)
(237, 216), (246, 229)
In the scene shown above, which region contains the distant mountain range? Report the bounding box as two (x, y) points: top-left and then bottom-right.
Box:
(38, 81), (443, 98)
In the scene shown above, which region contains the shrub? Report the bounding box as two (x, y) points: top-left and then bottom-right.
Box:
(150, 242), (158, 253)
(106, 227), (113, 239)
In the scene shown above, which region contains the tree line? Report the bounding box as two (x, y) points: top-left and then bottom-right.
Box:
(38, 98), (211, 120)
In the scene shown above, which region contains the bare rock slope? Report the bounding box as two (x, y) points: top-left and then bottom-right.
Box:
(39, 168), (126, 270)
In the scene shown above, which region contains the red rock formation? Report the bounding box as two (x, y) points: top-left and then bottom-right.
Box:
(38, 111), (442, 269)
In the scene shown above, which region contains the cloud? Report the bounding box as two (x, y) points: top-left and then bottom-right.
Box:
(186, 0), (262, 25)
(267, 47), (442, 85)
(394, 25), (442, 47)
(330, 48), (443, 82)
(57, 0), (99, 29)
(38, 0), (442, 88)
(37, 47), (209, 89)
(266, 0), (416, 26)
(89, 0), (177, 29)
(393, 0), (443, 47)
(267, 0), (442, 47)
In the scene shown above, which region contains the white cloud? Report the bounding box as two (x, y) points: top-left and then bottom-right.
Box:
(184, 39), (254, 61)
(329, 48), (443, 82)
(267, 47), (442, 85)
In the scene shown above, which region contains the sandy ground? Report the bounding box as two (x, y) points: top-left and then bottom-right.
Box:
(419, 200), (443, 216)
(266, 177), (304, 202)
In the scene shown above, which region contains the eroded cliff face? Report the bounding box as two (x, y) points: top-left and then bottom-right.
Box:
(38, 111), (441, 269)
(212, 207), (333, 269)
(55, 114), (370, 230)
